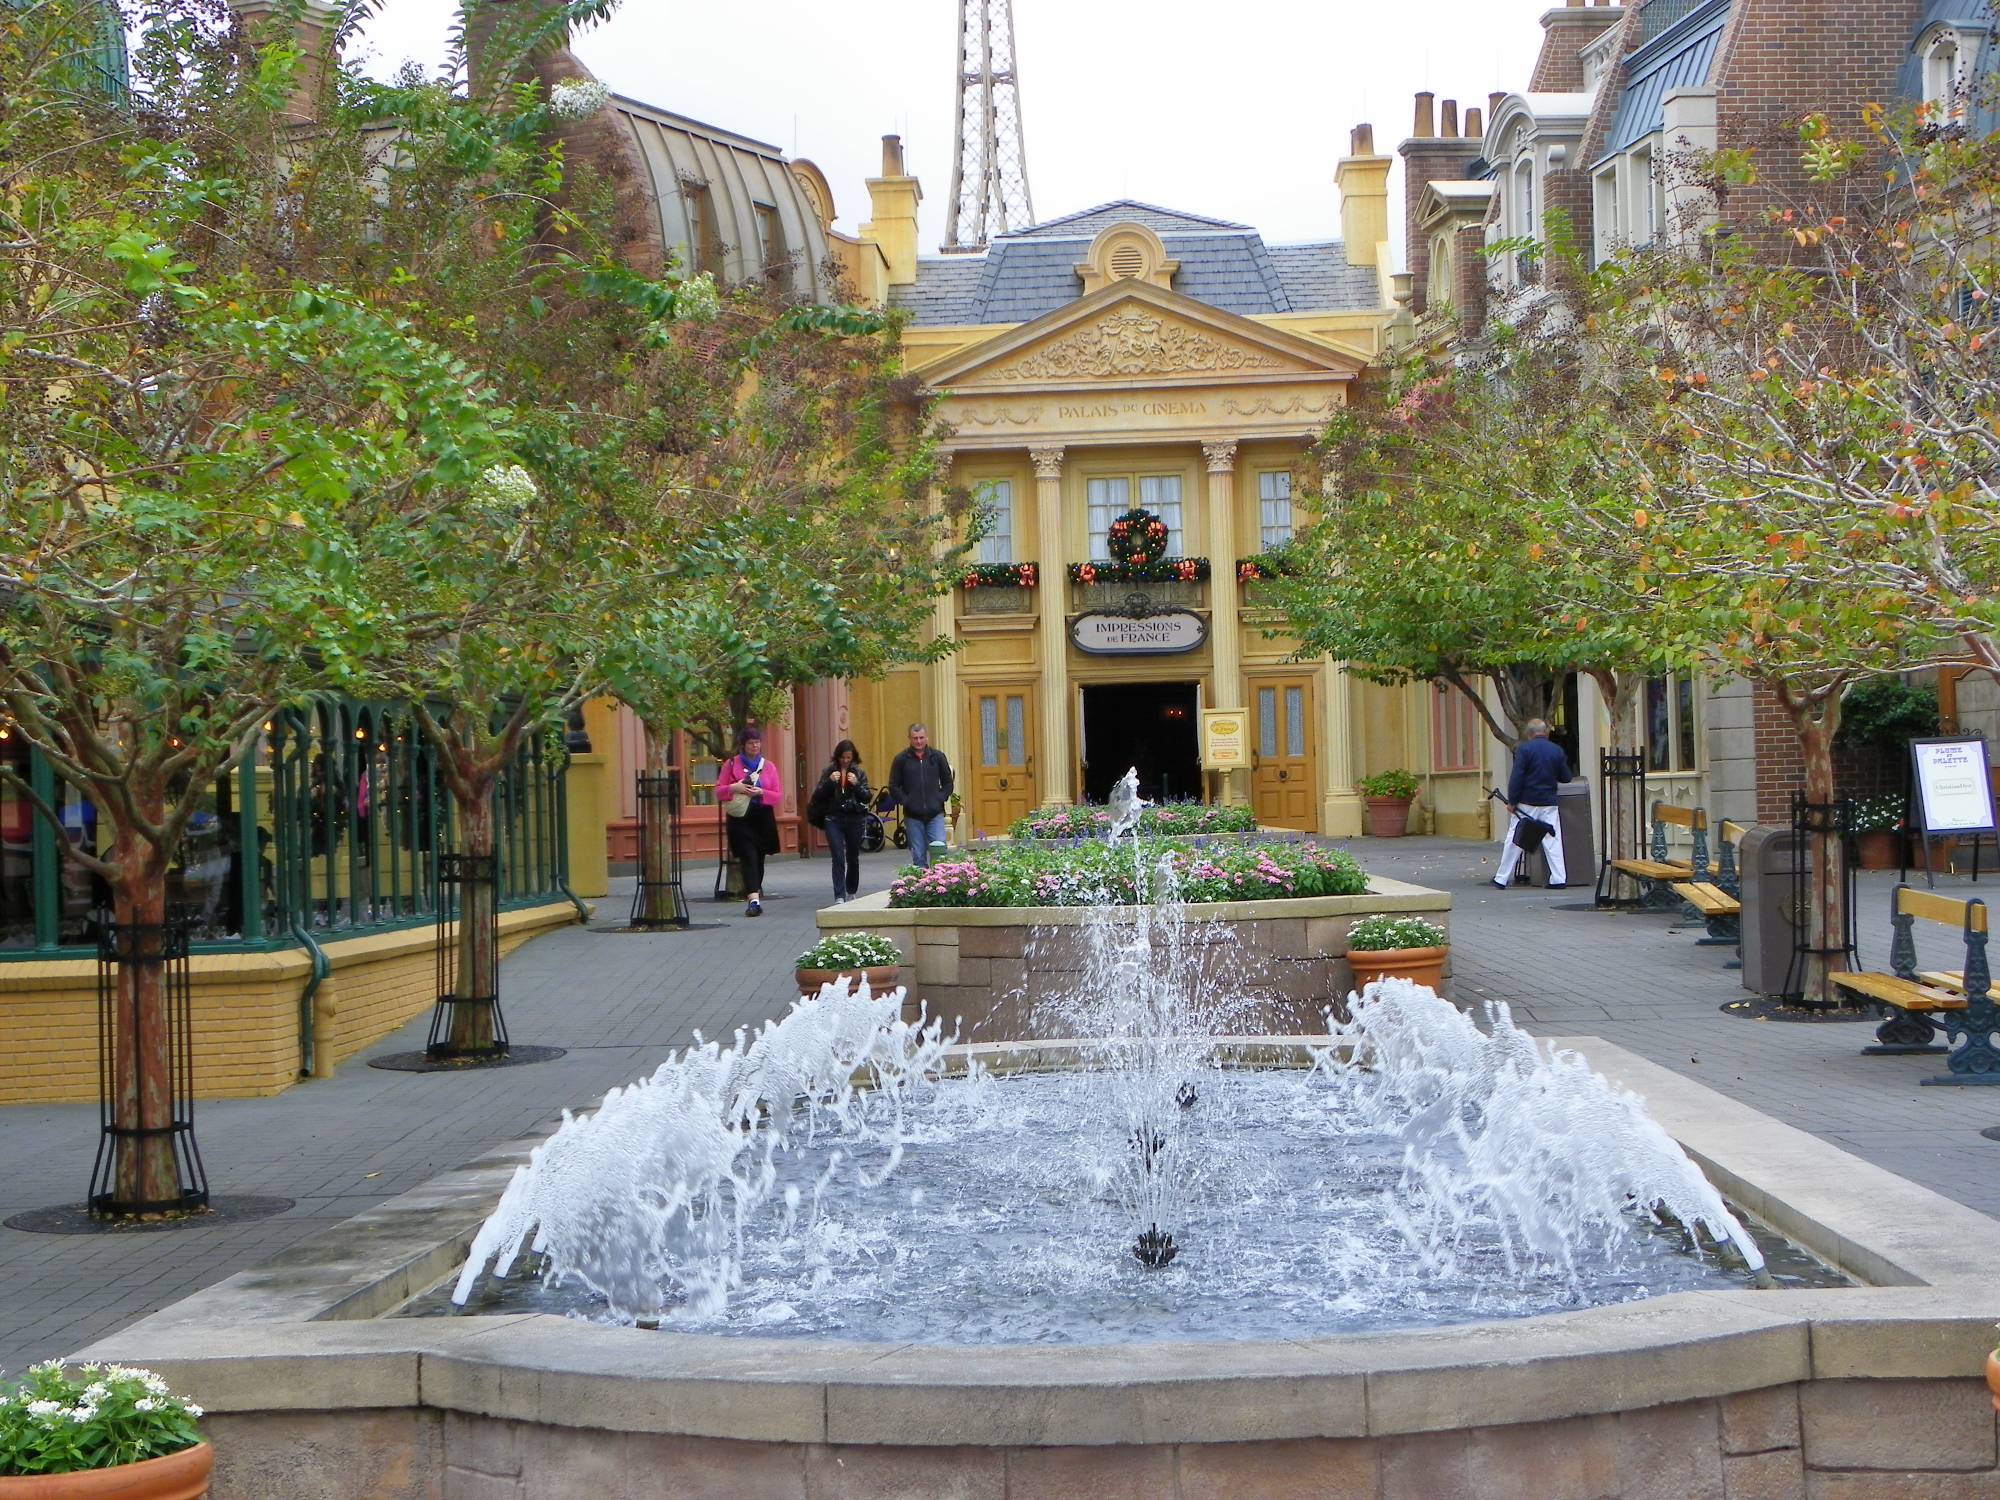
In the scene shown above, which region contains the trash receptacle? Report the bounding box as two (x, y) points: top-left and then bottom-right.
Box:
(1523, 778), (1594, 888)
(1738, 823), (1805, 998)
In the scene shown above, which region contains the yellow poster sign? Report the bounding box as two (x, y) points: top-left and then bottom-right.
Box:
(1201, 709), (1249, 769)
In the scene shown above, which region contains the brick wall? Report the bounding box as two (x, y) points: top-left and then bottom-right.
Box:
(1752, 679), (1806, 822)
(1401, 139), (1485, 315)
(1530, 5), (1626, 93)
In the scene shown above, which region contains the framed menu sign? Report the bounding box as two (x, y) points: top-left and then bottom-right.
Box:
(1911, 736), (1997, 836)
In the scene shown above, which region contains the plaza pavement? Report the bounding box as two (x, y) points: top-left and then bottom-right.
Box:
(2, 832), (1998, 1374)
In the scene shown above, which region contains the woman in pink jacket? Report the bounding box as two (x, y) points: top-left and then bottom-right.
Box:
(715, 728), (782, 916)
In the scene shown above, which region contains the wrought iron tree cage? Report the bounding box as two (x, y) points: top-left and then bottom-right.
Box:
(1784, 794), (1859, 1008)
(428, 852), (506, 1060)
(1594, 751), (1649, 909)
(631, 770), (690, 928)
(89, 907), (209, 1218)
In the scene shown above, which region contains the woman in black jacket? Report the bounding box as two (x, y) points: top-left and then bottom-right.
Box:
(810, 740), (873, 903)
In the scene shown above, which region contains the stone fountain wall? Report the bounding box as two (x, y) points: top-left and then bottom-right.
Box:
(816, 877), (1452, 1043)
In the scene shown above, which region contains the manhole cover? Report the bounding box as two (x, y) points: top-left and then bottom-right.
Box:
(368, 1045), (567, 1073)
(6, 1196), (295, 1235)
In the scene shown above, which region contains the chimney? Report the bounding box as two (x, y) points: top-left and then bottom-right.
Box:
(863, 133), (923, 286)
(231, 0), (340, 124)
(1440, 98), (1460, 137)
(1412, 91), (1436, 139)
(1530, 0), (1624, 92)
(1336, 121), (1392, 268)
(463, 0), (576, 99)
(1464, 106), (1484, 139)
(1399, 89), (1487, 314)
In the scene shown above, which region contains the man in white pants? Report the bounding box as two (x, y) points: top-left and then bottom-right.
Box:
(1493, 719), (1573, 890)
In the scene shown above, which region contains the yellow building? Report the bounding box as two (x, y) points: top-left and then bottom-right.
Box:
(840, 131), (1410, 839)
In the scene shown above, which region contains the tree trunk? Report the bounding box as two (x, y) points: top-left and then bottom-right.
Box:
(450, 774), (500, 1052)
(1589, 668), (1646, 892)
(1493, 665), (1562, 745)
(1776, 678), (1849, 1005)
(107, 796), (178, 1211)
(639, 724), (676, 924)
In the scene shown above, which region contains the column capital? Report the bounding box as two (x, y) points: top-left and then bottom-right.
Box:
(1029, 445), (1066, 481)
(934, 448), (958, 480)
(1202, 439), (1239, 474)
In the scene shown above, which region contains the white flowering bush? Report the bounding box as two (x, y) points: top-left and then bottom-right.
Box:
(475, 463), (538, 512)
(795, 932), (903, 970)
(546, 79), (610, 120)
(1346, 915), (1447, 952)
(672, 271), (721, 325)
(0, 1361), (203, 1475)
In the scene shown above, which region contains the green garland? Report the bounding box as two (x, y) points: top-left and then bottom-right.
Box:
(1068, 557), (1211, 585)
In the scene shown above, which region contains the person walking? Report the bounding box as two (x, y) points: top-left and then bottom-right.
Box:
(1493, 718), (1573, 890)
(809, 739), (872, 903)
(886, 723), (954, 870)
(716, 728), (782, 916)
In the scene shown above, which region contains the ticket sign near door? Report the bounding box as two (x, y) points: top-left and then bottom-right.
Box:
(1070, 608), (1206, 655)
(1201, 709), (1248, 769)
(1911, 736), (1997, 835)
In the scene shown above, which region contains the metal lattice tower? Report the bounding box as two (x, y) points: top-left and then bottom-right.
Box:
(943, 0), (1035, 253)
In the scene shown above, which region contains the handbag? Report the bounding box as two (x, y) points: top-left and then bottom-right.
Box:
(1512, 813), (1554, 851)
(724, 762), (759, 819)
(805, 779), (831, 830)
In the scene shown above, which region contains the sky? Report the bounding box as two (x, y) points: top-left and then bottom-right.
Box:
(350, 0), (1554, 268)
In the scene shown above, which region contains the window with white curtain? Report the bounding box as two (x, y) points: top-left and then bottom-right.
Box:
(1086, 472), (1184, 556)
(1926, 34), (1963, 118)
(974, 479), (1013, 565)
(1257, 471), (1293, 549)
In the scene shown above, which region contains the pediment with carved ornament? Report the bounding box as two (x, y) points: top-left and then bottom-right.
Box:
(986, 308), (1300, 383)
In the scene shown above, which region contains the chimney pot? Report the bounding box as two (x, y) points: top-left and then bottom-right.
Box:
(1489, 91), (1505, 120)
(881, 135), (906, 176)
(1413, 91), (1436, 138)
(1567, 0), (1585, 8)
(1440, 98), (1460, 137)
(1350, 122), (1376, 155)
(1465, 106), (1484, 138)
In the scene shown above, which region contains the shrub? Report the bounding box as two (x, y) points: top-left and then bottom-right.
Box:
(1851, 794), (1905, 833)
(1, 1362), (204, 1476)
(1346, 915), (1447, 951)
(1007, 803), (1259, 840)
(1836, 676), (1939, 751)
(794, 932), (904, 970)
(887, 838), (1368, 909)
(1357, 769), (1419, 800)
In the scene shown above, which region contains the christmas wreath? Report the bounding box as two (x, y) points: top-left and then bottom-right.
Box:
(1106, 508), (1170, 567)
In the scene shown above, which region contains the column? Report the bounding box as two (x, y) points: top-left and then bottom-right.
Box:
(1030, 445), (1071, 805)
(1322, 660), (1363, 837)
(925, 453), (961, 792)
(1201, 440), (1245, 806)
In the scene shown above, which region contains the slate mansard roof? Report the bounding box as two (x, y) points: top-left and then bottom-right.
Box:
(889, 199), (1381, 326)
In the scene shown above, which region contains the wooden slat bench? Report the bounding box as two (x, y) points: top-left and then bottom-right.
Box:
(1830, 885), (2000, 1084)
(1671, 819), (1745, 947)
(1610, 801), (1706, 908)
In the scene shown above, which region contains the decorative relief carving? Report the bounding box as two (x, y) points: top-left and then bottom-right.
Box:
(1029, 446), (1066, 481)
(958, 404), (1045, 427)
(1000, 311), (1285, 382)
(1221, 394), (1341, 418)
(1201, 440), (1239, 474)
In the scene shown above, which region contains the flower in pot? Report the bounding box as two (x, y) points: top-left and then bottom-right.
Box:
(1357, 770), (1420, 838)
(1, 1361), (211, 1497)
(1851, 793), (1905, 870)
(794, 931), (905, 998)
(1344, 914), (1449, 994)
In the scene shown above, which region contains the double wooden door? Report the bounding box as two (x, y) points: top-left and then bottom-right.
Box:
(1250, 675), (1317, 831)
(965, 685), (1037, 838)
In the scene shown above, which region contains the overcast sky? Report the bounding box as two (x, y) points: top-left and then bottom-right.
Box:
(351, 0), (1553, 267)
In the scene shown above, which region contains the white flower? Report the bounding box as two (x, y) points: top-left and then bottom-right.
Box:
(184, 1402), (204, 1419)
(25, 1399), (61, 1419)
(475, 464), (538, 513)
(83, 1382), (108, 1402)
(28, 1360), (62, 1374)
(141, 1375), (168, 1396)
(547, 79), (610, 120)
(672, 272), (721, 325)
(133, 1398), (157, 1413)
(68, 1404), (97, 1424)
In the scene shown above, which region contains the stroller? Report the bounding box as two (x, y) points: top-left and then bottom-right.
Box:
(869, 790), (902, 852)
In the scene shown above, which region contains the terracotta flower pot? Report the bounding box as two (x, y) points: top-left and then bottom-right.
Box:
(795, 963), (902, 998)
(1987, 1350), (2000, 1415)
(0, 1443), (213, 1499)
(1854, 829), (1902, 870)
(1346, 946), (1448, 994)
(1364, 795), (1413, 839)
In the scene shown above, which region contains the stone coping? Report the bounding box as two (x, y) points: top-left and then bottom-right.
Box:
(818, 874), (1449, 930)
(76, 1038), (2000, 1447)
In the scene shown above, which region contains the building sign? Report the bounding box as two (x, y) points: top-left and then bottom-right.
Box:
(1912, 736), (1997, 836)
(1070, 608), (1207, 656)
(1201, 710), (1248, 769)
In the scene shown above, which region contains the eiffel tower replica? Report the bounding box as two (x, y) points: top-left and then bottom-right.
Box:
(943, 0), (1036, 253)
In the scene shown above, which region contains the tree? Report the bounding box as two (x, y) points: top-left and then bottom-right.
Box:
(0, 0), (532, 1203)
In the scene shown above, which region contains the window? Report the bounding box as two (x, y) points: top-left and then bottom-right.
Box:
(1086, 472), (1184, 555)
(1257, 471), (1293, 549)
(682, 179), (723, 277)
(753, 202), (786, 278)
(1592, 166), (1619, 267)
(1432, 683), (1484, 773)
(1645, 673), (1700, 773)
(1514, 160), (1535, 240)
(1630, 145), (1658, 247)
(1925, 34), (1962, 116)
(975, 479), (1014, 565)
(1427, 231), (1454, 310)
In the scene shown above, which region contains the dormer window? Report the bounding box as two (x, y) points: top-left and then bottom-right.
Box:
(1925, 32), (1964, 122)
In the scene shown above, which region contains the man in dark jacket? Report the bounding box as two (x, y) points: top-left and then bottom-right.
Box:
(1493, 718), (1573, 890)
(887, 723), (955, 869)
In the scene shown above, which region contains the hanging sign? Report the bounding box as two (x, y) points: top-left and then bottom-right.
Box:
(1911, 736), (1996, 836)
(1070, 609), (1207, 656)
(1201, 710), (1249, 769)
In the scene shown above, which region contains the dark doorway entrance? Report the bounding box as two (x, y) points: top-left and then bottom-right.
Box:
(1081, 682), (1200, 806)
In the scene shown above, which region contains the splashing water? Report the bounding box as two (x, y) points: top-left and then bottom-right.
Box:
(1104, 767), (1148, 844)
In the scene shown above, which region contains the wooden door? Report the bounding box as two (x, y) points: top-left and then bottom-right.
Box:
(1251, 677), (1317, 830)
(966, 686), (1037, 838)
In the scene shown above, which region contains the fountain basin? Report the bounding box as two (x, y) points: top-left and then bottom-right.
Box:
(818, 877), (1451, 1042)
(78, 1038), (2000, 1498)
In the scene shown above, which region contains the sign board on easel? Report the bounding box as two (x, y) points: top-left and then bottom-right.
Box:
(1907, 736), (1996, 886)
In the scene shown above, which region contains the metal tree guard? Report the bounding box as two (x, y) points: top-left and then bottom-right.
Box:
(428, 852), (506, 1059)
(631, 770), (690, 928)
(1594, 750), (1648, 909)
(1784, 795), (1858, 1008)
(90, 907), (209, 1218)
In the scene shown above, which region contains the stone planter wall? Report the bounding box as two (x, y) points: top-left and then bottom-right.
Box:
(817, 878), (1451, 1042)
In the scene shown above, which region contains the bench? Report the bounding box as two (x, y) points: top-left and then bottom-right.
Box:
(1829, 885), (2000, 1084)
(1671, 819), (1745, 947)
(1609, 801), (1706, 908)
